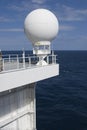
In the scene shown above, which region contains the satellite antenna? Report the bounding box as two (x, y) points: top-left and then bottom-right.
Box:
(24, 9), (59, 65)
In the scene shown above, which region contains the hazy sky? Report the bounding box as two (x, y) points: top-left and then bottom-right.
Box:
(0, 0), (87, 50)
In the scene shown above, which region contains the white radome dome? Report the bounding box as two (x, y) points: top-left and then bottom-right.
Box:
(24, 8), (59, 44)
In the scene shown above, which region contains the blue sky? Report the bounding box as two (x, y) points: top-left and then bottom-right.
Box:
(0, 0), (87, 50)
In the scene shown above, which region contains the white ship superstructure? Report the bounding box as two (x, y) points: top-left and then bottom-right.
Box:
(0, 9), (59, 130)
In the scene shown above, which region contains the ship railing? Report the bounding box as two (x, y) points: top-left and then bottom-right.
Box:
(0, 54), (57, 73)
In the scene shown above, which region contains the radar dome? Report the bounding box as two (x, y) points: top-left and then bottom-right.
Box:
(24, 8), (59, 44)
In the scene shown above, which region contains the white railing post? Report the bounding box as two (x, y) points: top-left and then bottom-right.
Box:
(55, 55), (57, 64)
(47, 56), (49, 64)
(52, 50), (54, 64)
(29, 57), (31, 67)
(52, 55), (56, 64)
(22, 50), (25, 68)
(17, 55), (19, 69)
(52, 55), (54, 64)
(9, 55), (11, 63)
(0, 59), (3, 72)
(3, 59), (5, 71)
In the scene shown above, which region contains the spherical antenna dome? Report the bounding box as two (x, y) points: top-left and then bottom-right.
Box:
(24, 8), (59, 44)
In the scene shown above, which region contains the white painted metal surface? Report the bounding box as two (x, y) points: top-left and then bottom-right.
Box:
(0, 83), (36, 130)
(0, 64), (59, 92)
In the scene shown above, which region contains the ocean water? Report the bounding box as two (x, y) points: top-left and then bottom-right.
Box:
(36, 51), (87, 130)
(2, 51), (87, 130)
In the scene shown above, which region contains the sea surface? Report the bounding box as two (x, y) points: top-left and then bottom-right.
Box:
(36, 51), (87, 130)
(2, 51), (87, 130)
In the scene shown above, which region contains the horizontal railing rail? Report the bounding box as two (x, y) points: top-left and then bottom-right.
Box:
(0, 54), (57, 73)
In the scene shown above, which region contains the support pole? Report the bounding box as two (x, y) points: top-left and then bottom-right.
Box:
(22, 49), (25, 68)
